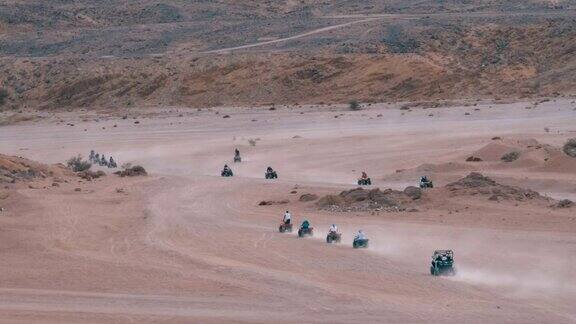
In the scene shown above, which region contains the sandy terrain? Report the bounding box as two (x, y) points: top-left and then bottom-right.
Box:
(0, 100), (575, 323)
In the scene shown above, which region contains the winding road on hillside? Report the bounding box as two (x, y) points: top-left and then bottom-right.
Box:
(204, 10), (575, 54)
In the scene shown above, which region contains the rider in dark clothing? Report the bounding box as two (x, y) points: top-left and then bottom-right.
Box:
(267, 166), (273, 173)
(235, 148), (240, 157)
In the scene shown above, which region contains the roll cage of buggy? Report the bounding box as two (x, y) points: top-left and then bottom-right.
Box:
(430, 250), (455, 276)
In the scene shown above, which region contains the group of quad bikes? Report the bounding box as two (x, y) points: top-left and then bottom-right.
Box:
(278, 222), (368, 249)
(221, 150), (278, 179)
(228, 149), (452, 275)
(358, 175), (433, 188)
(280, 220), (454, 275)
(225, 150), (435, 190)
(88, 150), (118, 168)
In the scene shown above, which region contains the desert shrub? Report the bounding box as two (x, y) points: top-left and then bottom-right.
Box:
(563, 138), (576, 157)
(77, 170), (105, 180)
(555, 199), (573, 208)
(382, 25), (419, 53)
(299, 193), (318, 202)
(248, 138), (257, 146)
(501, 151), (520, 162)
(115, 165), (147, 177)
(495, 38), (509, 51)
(349, 100), (361, 111)
(67, 155), (91, 172)
(0, 89), (8, 106)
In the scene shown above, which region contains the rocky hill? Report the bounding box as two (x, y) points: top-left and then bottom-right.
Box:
(1, 1), (575, 110)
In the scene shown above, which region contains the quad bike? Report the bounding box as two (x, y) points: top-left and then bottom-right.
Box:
(419, 177), (434, 189)
(353, 238), (369, 249)
(298, 227), (314, 237)
(234, 155), (241, 163)
(430, 250), (456, 276)
(358, 178), (372, 185)
(221, 169), (234, 177)
(326, 231), (342, 243)
(265, 170), (278, 179)
(279, 222), (293, 233)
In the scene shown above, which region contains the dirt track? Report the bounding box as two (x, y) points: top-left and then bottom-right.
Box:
(1, 100), (576, 323)
(204, 11), (576, 54)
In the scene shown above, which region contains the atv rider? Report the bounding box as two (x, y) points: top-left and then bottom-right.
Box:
(223, 164), (231, 172)
(100, 155), (107, 166)
(267, 166), (274, 173)
(354, 230), (367, 241)
(89, 150), (95, 162)
(301, 219), (310, 229)
(283, 211), (291, 225)
(361, 171), (368, 179)
(421, 176), (429, 183)
(109, 156), (116, 168)
(329, 224), (338, 233)
(235, 148), (240, 157)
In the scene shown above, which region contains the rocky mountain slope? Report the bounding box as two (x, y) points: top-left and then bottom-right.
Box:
(1, 1), (575, 110)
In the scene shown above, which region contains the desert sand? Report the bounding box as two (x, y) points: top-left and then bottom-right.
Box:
(0, 99), (575, 323)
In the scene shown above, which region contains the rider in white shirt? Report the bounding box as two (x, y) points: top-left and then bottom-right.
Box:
(329, 224), (338, 233)
(354, 230), (367, 241)
(283, 211), (291, 224)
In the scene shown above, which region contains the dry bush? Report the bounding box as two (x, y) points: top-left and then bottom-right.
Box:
(0, 89), (8, 106)
(501, 151), (520, 162)
(77, 170), (106, 180)
(67, 155), (91, 172)
(299, 193), (318, 202)
(563, 138), (576, 157)
(115, 165), (147, 177)
(349, 100), (361, 111)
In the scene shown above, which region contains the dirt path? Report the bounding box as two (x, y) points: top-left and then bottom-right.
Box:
(203, 17), (382, 54)
(203, 10), (575, 54)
